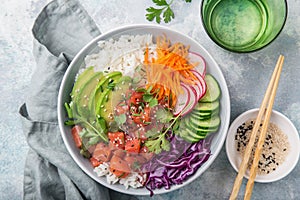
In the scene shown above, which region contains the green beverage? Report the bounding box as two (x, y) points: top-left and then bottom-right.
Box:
(201, 0), (287, 52)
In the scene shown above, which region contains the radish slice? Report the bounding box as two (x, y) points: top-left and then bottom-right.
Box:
(191, 69), (207, 100)
(174, 84), (198, 116)
(189, 52), (206, 76)
(191, 83), (202, 102)
(180, 85), (197, 116)
(173, 84), (190, 116)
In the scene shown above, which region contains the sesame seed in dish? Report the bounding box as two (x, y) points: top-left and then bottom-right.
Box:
(235, 119), (290, 175)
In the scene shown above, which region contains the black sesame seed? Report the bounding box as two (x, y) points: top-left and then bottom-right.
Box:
(268, 161), (272, 165)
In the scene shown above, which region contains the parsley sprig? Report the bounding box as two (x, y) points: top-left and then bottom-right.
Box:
(146, 0), (192, 24)
(144, 102), (192, 154)
(145, 109), (180, 154)
(136, 85), (159, 108)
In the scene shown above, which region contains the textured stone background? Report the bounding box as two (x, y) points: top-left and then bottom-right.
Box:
(0, 0), (299, 199)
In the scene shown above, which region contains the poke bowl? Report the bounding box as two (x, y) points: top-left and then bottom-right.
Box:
(57, 24), (230, 196)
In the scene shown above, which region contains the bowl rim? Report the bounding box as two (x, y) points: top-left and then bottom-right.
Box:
(57, 24), (231, 195)
(199, 0), (288, 53)
(226, 108), (300, 183)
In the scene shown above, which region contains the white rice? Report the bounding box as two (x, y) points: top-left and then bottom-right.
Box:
(84, 34), (154, 77)
(94, 162), (147, 189)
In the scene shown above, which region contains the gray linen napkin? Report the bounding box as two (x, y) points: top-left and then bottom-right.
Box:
(19, 0), (137, 199)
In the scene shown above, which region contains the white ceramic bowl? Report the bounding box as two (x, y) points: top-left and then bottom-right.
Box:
(226, 108), (300, 183)
(58, 24), (230, 195)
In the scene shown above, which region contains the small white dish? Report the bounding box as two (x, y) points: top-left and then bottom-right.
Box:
(226, 108), (300, 183)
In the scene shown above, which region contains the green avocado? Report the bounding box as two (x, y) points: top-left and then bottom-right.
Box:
(71, 66), (95, 100)
(96, 76), (132, 122)
(89, 71), (122, 114)
(75, 71), (103, 118)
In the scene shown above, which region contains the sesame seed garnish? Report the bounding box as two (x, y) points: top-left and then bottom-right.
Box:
(235, 119), (290, 175)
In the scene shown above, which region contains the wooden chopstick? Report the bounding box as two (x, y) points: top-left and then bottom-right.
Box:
(244, 55), (284, 199)
(229, 55), (285, 200)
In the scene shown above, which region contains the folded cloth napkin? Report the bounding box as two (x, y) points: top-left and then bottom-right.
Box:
(19, 0), (137, 199)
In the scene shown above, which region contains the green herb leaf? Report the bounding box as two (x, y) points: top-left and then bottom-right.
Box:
(132, 161), (142, 171)
(88, 136), (100, 145)
(146, 0), (192, 24)
(156, 109), (173, 123)
(80, 149), (91, 158)
(108, 121), (119, 132)
(149, 98), (158, 107)
(153, 0), (168, 6)
(145, 134), (170, 154)
(146, 7), (164, 24)
(132, 76), (141, 84)
(64, 119), (75, 126)
(107, 82), (115, 90)
(146, 127), (161, 138)
(163, 6), (174, 23)
(143, 94), (153, 102)
(135, 87), (147, 93)
(132, 113), (142, 117)
(64, 102), (73, 118)
(114, 114), (126, 126)
(161, 137), (171, 151)
(172, 119), (180, 131)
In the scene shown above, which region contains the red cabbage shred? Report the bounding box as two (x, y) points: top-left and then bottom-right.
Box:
(142, 133), (213, 196)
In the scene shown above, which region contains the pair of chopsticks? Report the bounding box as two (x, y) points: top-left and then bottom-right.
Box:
(229, 55), (285, 200)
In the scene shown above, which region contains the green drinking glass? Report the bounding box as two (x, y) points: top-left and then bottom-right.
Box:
(201, 0), (288, 53)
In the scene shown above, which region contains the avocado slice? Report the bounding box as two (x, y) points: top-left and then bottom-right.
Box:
(75, 71), (103, 119)
(71, 66), (95, 100)
(89, 71), (122, 114)
(96, 76), (132, 122)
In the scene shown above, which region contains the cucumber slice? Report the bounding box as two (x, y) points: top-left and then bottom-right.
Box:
(176, 119), (203, 143)
(180, 129), (200, 143)
(194, 101), (220, 113)
(191, 109), (219, 120)
(185, 117), (219, 133)
(183, 118), (210, 138)
(200, 74), (221, 103)
(189, 115), (221, 129)
(186, 128), (206, 140)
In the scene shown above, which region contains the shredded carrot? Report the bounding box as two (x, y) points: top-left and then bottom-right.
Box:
(143, 35), (198, 108)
